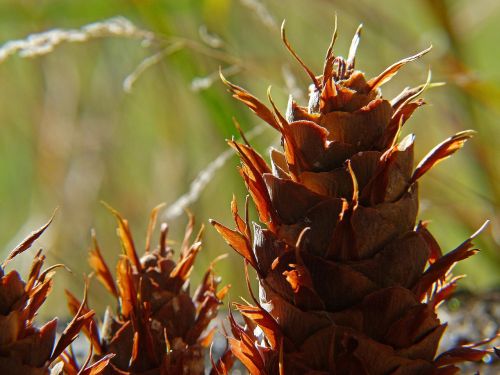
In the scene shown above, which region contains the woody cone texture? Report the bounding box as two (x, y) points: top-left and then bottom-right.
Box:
(211, 23), (491, 374)
(66, 205), (231, 374)
(0, 216), (107, 375)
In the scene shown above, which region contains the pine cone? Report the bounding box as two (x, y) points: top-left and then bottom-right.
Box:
(67, 205), (231, 374)
(0, 216), (98, 375)
(212, 23), (493, 374)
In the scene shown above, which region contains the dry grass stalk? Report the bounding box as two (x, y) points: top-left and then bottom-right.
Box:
(0, 17), (153, 64)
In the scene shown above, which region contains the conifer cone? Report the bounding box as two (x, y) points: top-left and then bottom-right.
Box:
(0, 216), (100, 375)
(211, 23), (494, 374)
(67, 205), (231, 374)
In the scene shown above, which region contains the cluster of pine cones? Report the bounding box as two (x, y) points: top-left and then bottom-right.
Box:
(0, 23), (497, 374)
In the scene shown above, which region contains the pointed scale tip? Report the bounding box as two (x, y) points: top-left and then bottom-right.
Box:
(322, 15), (339, 86)
(218, 73), (282, 132)
(2, 208), (57, 267)
(326, 14), (339, 55)
(219, 66), (230, 86)
(411, 129), (476, 183)
(368, 44), (433, 91)
(347, 24), (363, 69)
(281, 19), (320, 90)
(470, 220), (490, 240)
(280, 19), (286, 32)
(398, 133), (415, 151)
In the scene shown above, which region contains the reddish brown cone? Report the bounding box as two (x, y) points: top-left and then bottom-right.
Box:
(68, 205), (231, 374)
(0, 215), (100, 375)
(212, 23), (493, 374)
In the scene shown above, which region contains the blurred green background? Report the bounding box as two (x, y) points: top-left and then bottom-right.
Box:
(0, 0), (498, 319)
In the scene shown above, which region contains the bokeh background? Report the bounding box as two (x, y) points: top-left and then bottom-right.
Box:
(0, 0), (498, 320)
